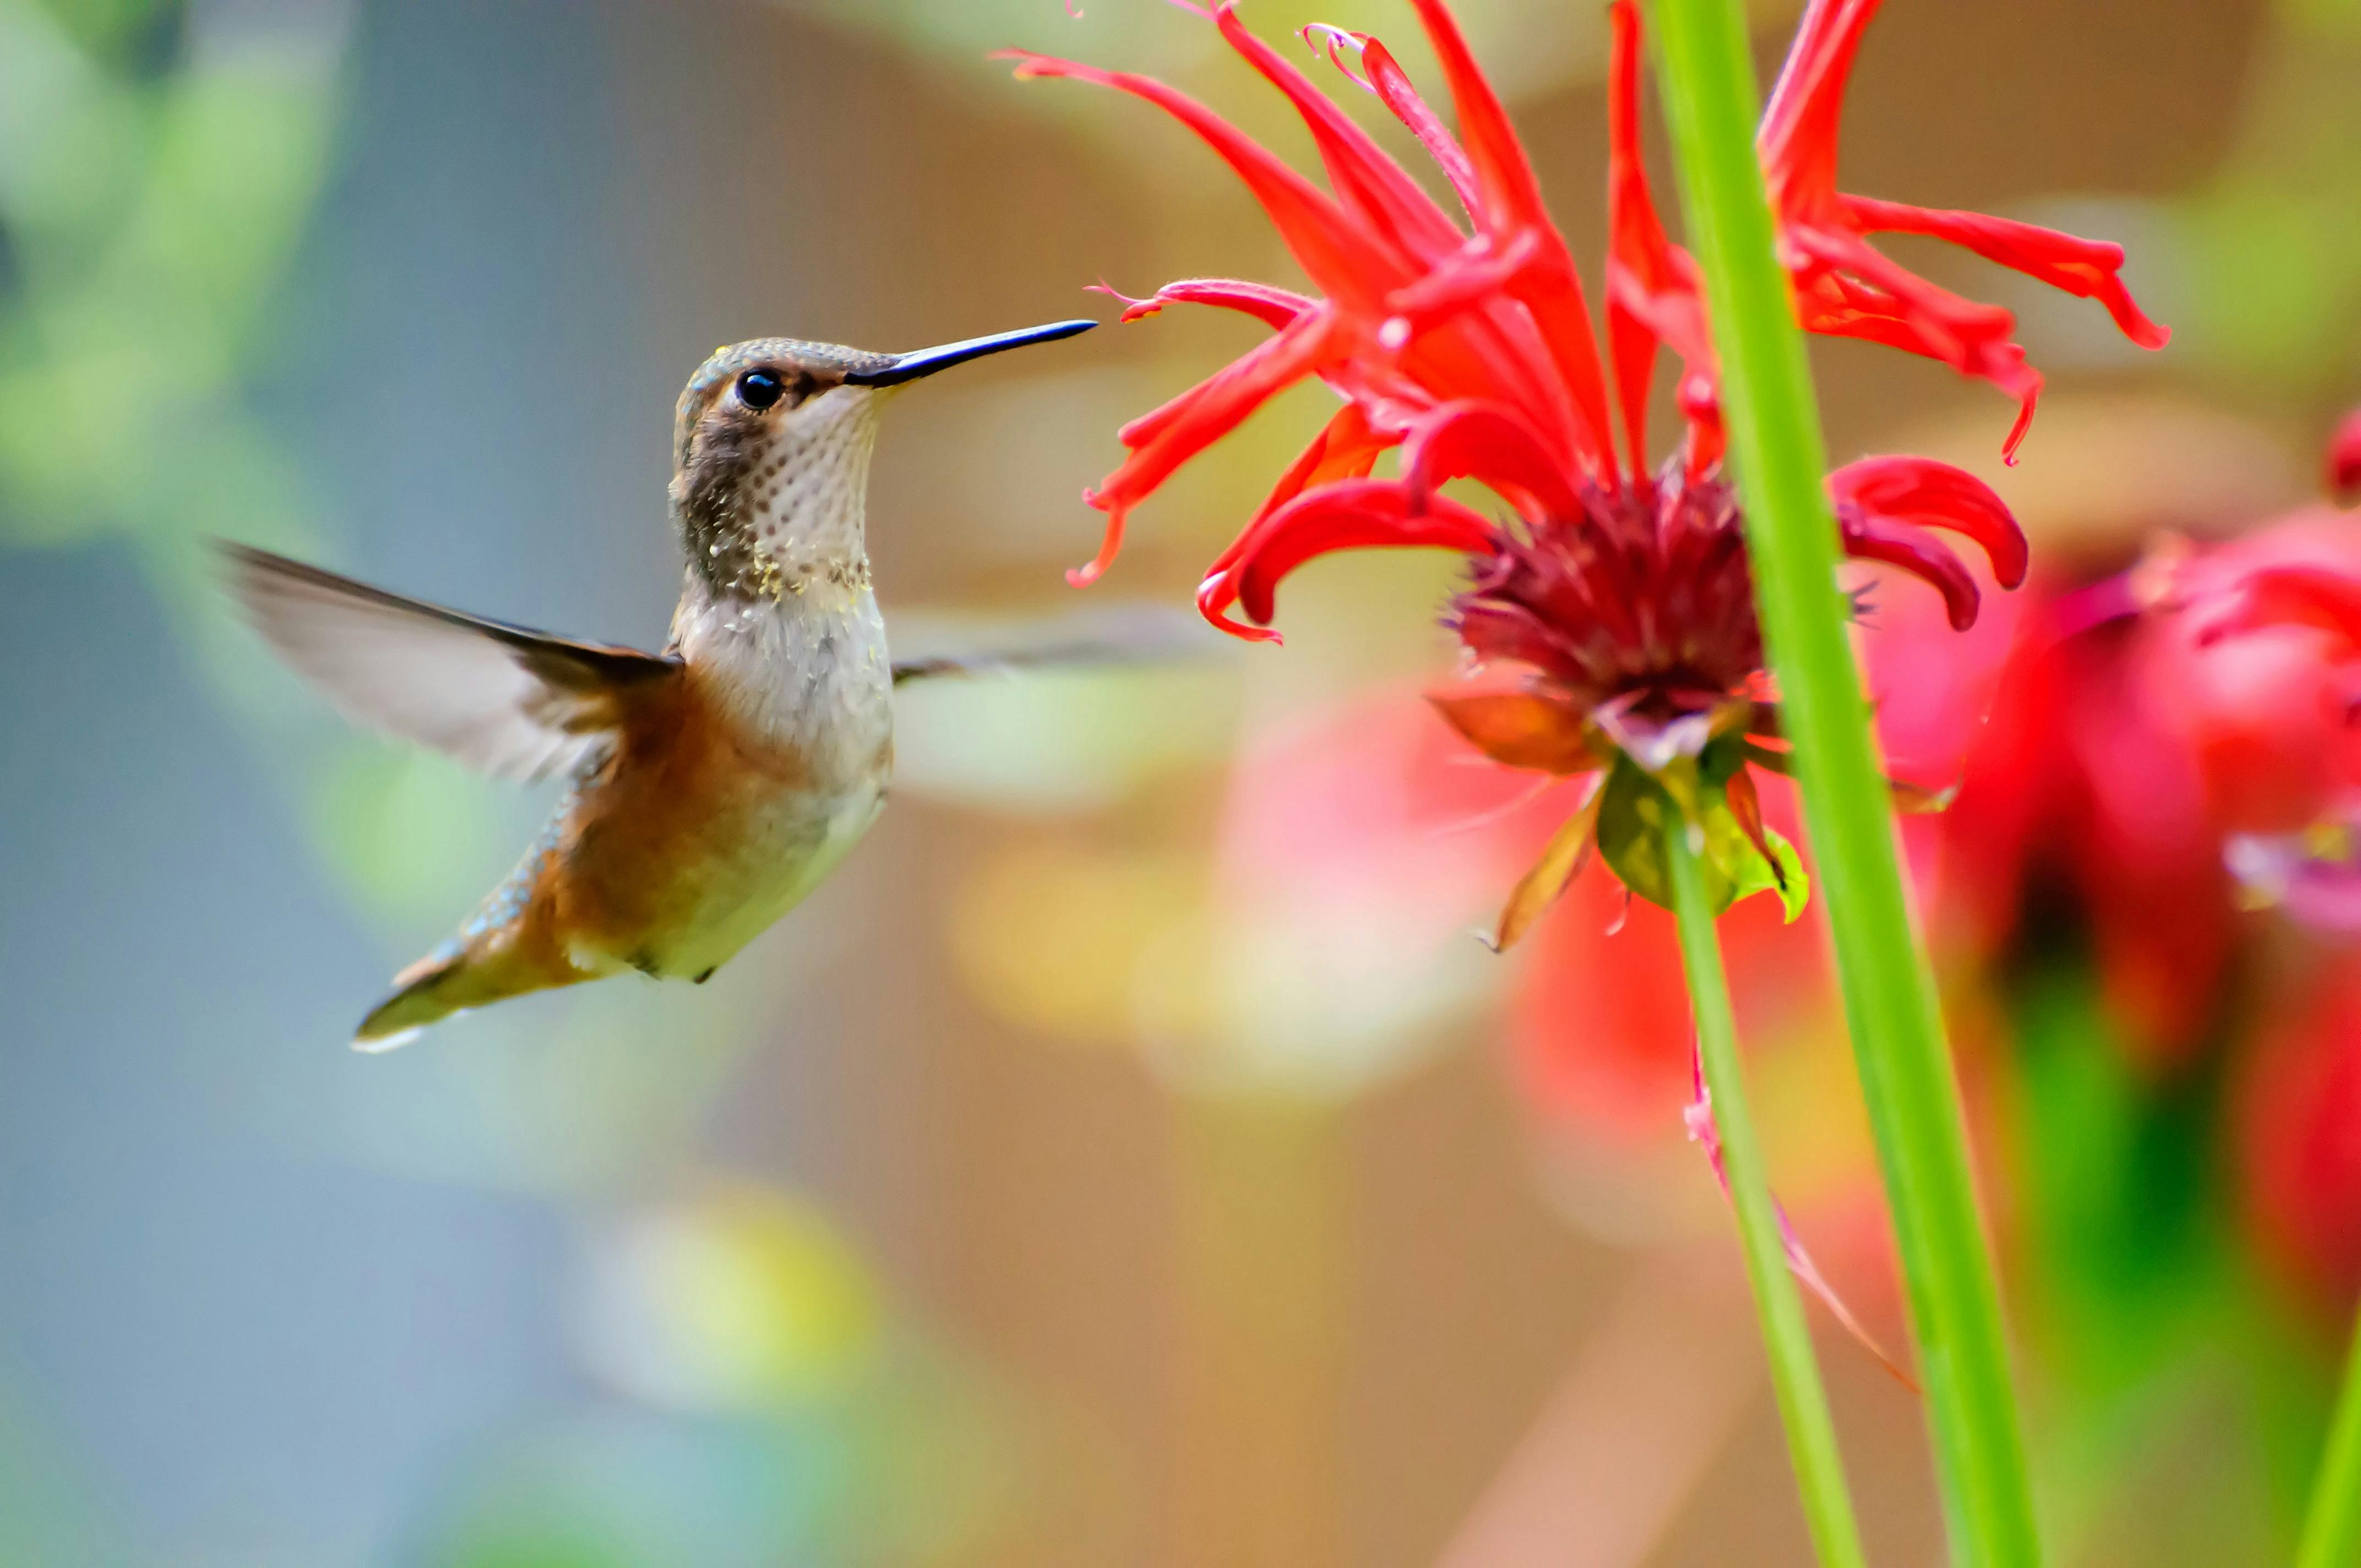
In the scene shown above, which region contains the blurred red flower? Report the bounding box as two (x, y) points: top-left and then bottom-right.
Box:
(2097, 504), (2361, 943)
(1929, 453), (2361, 1061)
(2147, 515), (2361, 837)
(1011, 0), (2160, 941)
(2238, 969), (2361, 1311)
(1937, 578), (2240, 1071)
(2329, 406), (2361, 503)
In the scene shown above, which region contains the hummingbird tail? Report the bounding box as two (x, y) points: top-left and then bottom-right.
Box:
(353, 950), (473, 1049)
(351, 941), (583, 1050)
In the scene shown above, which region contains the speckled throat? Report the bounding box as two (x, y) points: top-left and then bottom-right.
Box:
(671, 383), (883, 606)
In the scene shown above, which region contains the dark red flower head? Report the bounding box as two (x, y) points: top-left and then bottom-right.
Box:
(1009, 0), (2164, 932)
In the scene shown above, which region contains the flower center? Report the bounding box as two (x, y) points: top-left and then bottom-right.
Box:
(1449, 466), (1762, 722)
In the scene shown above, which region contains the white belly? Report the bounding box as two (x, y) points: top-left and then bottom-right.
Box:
(645, 583), (894, 980)
(645, 780), (886, 979)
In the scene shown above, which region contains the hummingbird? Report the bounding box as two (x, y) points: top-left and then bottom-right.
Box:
(226, 318), (1097, 1049)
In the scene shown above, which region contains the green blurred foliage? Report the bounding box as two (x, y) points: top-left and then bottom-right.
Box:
(0, 0), (338, 566)
(2001, 965), (2327, 1563)
(2170, 0), (2361, 400)
(0, 0), (506, 939)
(421, 1351), (1041, 1568)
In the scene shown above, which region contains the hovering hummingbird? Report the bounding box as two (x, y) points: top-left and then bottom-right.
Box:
(227, 318), (1098, 1049)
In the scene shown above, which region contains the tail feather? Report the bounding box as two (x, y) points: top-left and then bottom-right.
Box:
(352, 942), (581, 1050)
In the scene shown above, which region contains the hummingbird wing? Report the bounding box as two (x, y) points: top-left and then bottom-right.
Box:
(220, 543), (679, 783)
(890, 602), (1220, 684)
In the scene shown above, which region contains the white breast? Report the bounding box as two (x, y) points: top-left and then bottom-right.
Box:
(677, 574), (889, 754)
(652, 581), (894, 977)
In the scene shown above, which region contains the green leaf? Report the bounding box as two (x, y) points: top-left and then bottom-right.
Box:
(1595, 749), (1809, 921)
(1720, 823), (1809, 923)
(1593, 753), (1673, 908)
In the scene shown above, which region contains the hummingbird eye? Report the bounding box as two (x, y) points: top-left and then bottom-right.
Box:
(736, 369), (787, 411)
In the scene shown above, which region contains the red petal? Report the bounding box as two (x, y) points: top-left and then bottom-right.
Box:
(1399, 399), (1585, 522)
(2001, 372), (2043, 465)
(1077, 310), (1340, 586)
(1346, 45), (1600, 470)
(999, 50), (1407, 315)
(1193, 406), (1389, 645)
(1843, 196), (2170, 351)
(1210, 478), (1499, 627)
(1751, 2), (2164, 464)
(1110, 292), (1320, 455)
(1204, 402), (1393, 583)
(1788, 225), (2054, 458)
(1758, 0), (1880, 211)
(1840, 511), (1982, 631)
(1107, 308), (1335, 471)
(1787, 225), (2019, 362)
(1214, 6), (1463, 263)
(1372, 233), (1597, 458)
(1395, 1), (1620, 477)
(1505, 251), (1622, 482)
(1196, 572), (1281, 644)
(2206, 563), (2361, 650)
(1827, 455), (2027, 588)
(1606, 0), (1692, 472)
(1381, 228), (1540, 341)
(1357, 36), (1479, 219)
(1683, 1040), (1921, 1392)
(1399, 0), (1566, 239)
(1095, 277), (1313, 334)
(1029, 32), (1579, 479)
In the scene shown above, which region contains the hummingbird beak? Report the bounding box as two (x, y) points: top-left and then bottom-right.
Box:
(841, 319), (1097, 388)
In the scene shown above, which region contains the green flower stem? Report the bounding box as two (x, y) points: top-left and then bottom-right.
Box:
(1645, 2), (2042, 1562)
(1663, 806), (1869, 1568)
(2299, 1308), (2361, 1568)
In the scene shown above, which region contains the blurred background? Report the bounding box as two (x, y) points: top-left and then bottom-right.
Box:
(4, 0), (2360, 1562)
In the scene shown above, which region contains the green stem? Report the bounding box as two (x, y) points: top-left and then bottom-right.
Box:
(1645, 2), (2041, 1562)
(1663, 805), (1869, 1568)
(2299, 1307), (2361, 1568)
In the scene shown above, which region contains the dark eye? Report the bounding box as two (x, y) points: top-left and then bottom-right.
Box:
(736, 369), (786, 410)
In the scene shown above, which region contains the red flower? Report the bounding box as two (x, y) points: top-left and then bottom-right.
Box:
(2117, 510), (2361, 938)
(1009, 0), (2163, 936)
(1937, 577), (2240, 1071)
(2147, 515), (2361, 837)
(1932, 477), (2361, 1059)
(2330, 406), (2361, 503)
(2237, 968), (2361, 1313)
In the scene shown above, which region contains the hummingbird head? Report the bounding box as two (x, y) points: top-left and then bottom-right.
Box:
(670, 319), (1095, 603)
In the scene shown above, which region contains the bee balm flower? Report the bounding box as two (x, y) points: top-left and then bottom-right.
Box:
(1008, 0), (2164, 941)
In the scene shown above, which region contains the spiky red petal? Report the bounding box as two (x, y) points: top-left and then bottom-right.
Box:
(1204, 478), (1500, 628)
(1829, 456), (2027, 588)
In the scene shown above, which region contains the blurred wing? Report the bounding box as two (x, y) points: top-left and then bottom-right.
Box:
(891, 602), (1221, 685)
(221, 542), (679, 782)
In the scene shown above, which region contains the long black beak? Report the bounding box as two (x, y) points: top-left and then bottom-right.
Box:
(841, 318), (1097, 387)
